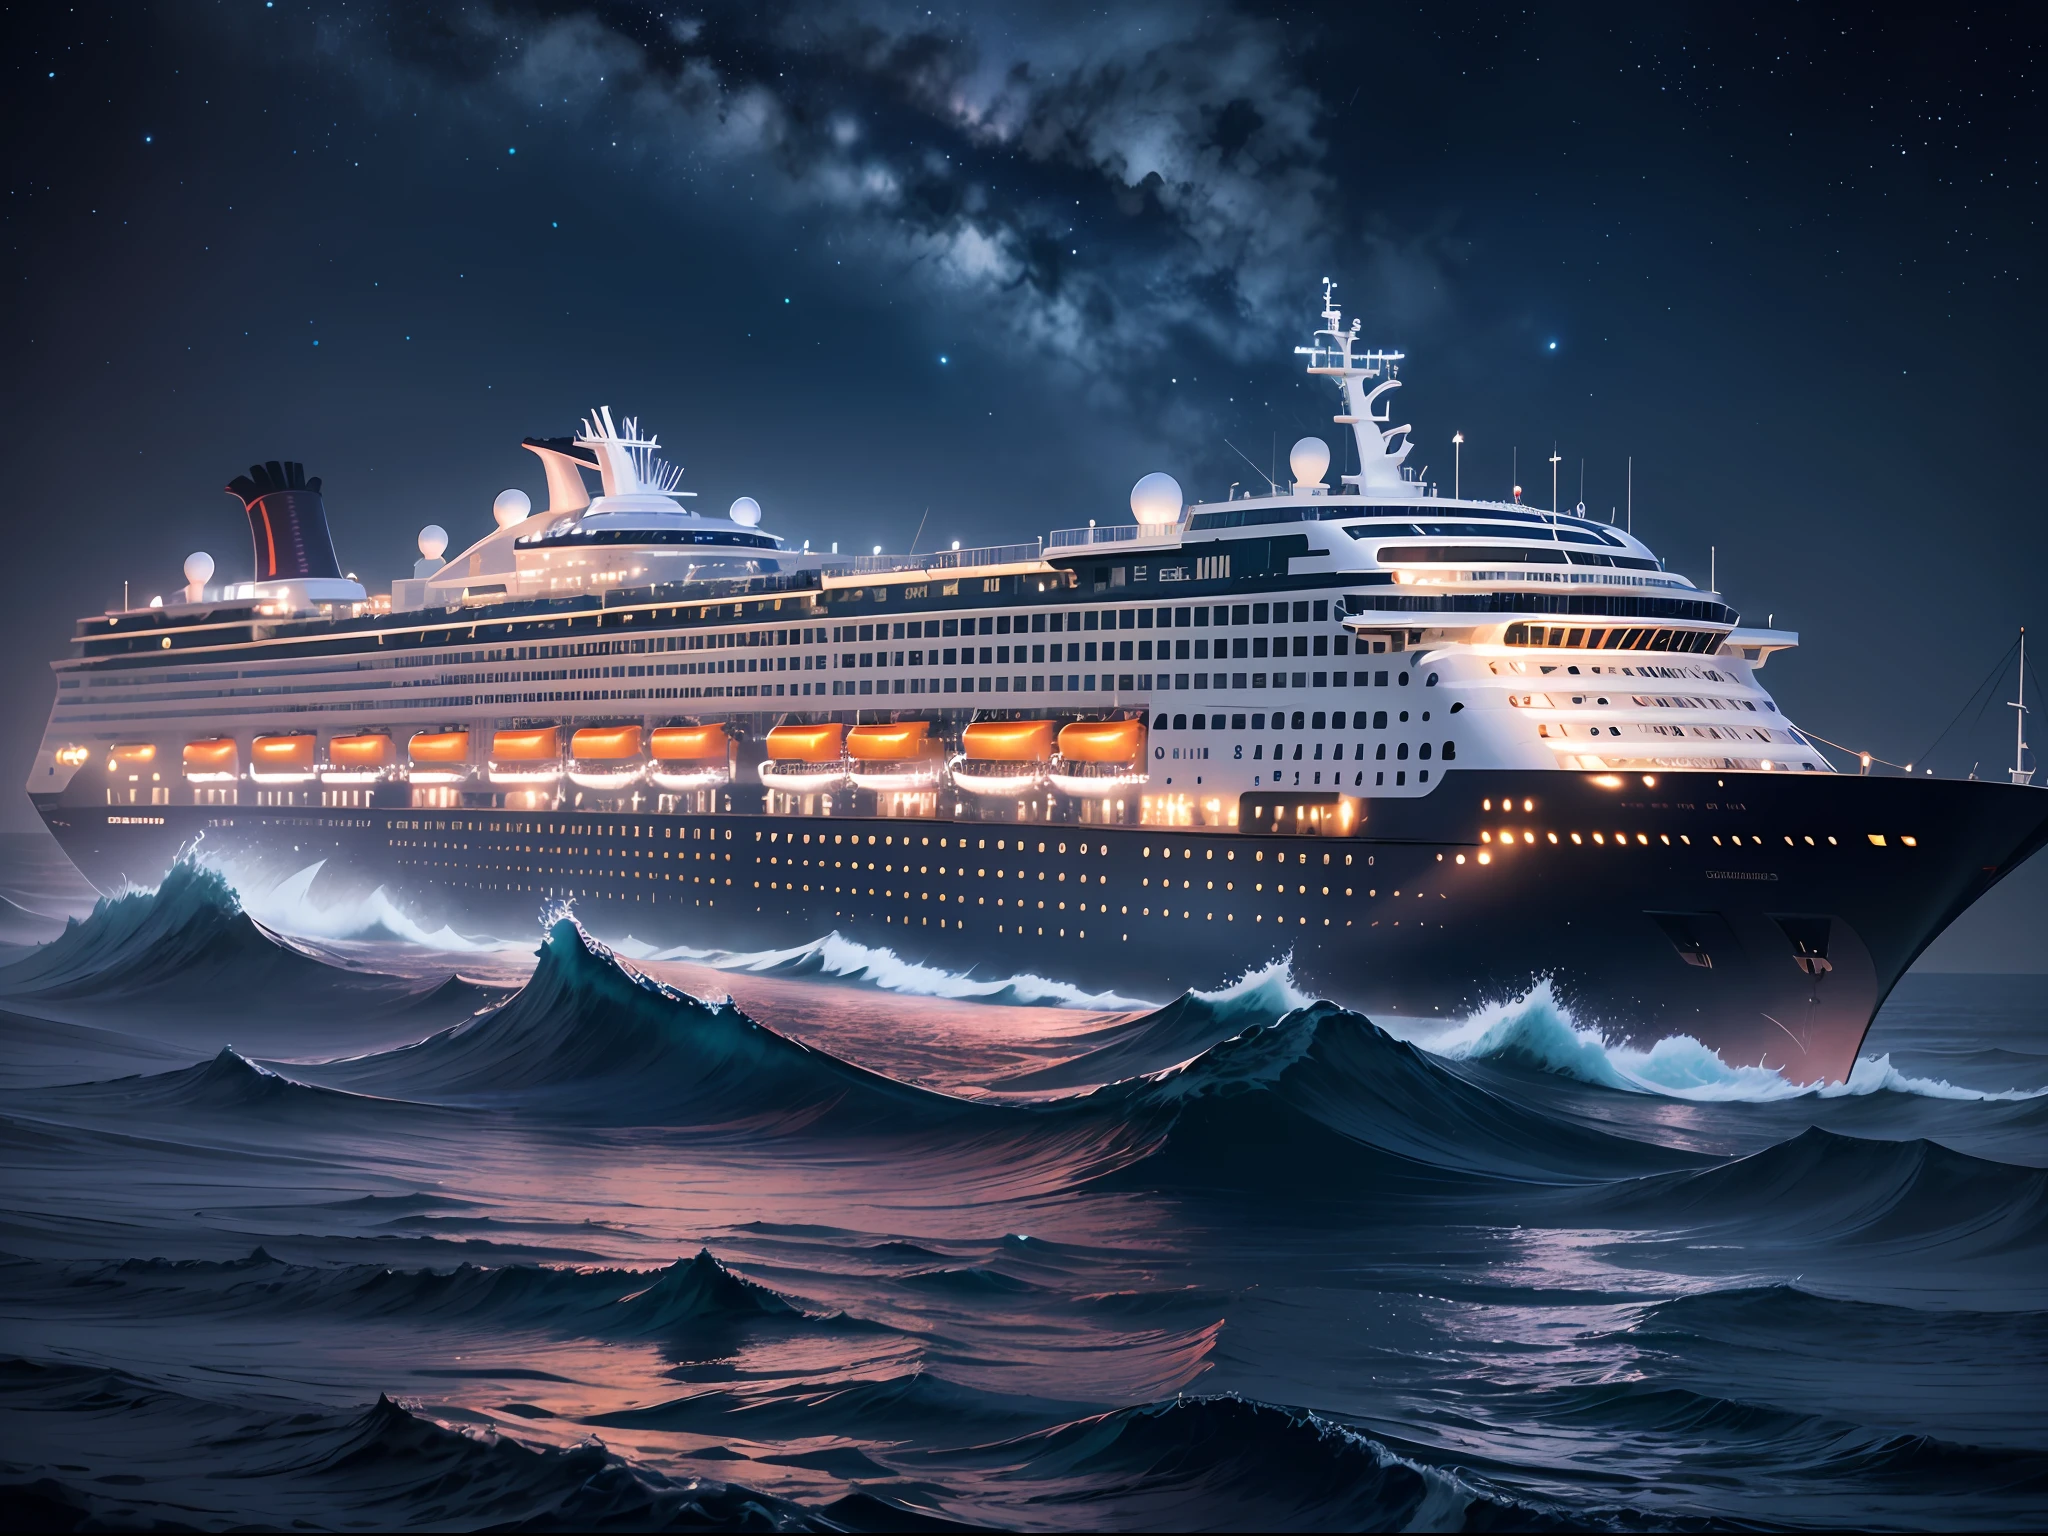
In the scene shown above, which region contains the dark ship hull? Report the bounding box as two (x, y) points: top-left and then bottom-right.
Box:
(36, 769), (2048, 1083)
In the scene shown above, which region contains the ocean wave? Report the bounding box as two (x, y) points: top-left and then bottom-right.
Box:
(1427, 981), (2048, 1103)
(0, 860), (453, 1029)
(27, 1046), (433, 1123)
(0, 1355), (838, 1532)
(0, 861), (327, 1003)
(968, 1394), (1561, 1531)
(1592, 1126), (2048, 1252)
(307, 918), (989, 1131)
(1629, 1282), (2048, 1356)
(1085, 1003), (1700, 1194)
(589, 1368), (1094, 1440)
(1501, 1374), (2048, 1495)
(14, 1246), (835, 1338)
(1001, 958), (1309, 1089)
(636, 928), (1152, 1009)
(231, 858), (525, 953)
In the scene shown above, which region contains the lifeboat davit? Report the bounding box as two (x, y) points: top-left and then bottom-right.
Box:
(569, 724), (645, 789)
(182, 737), (238, 782)
(650, 724), (732, 790)
(847, 720), (941, 790)
(758, 723), (846, 791)
(950, 718), (1054, 796)
(323, 732), (395, 783)
(489, 727), (562, 785)
(1050, 717), (1148, 796)
(406, 729), (472, 784)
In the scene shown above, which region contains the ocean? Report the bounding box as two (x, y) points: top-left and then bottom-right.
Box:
(0, 834), (2041, 1531)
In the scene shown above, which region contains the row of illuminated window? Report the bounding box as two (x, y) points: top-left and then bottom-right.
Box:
(830, 632), (1377, 669)
(1476, 828), (1918, 849)
(1502, 622), (1721, 653)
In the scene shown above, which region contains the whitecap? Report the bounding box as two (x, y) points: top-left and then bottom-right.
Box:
(1419, 979), (2047, 1103)
(223, 859), (523, 954)
(626, 929), (1154, 1009)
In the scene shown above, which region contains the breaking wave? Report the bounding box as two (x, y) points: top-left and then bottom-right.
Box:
(225, 858), (523, 952)
(1002, 957), (1309, 1089)
(1428, 981), (2048, 1103)
(634, 928), (1152, 1009)
(0, 862), (378, 1008)
(308, 918), (990, 1131)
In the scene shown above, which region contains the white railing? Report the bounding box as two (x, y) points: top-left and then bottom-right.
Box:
(846, 541), (1043, 575)
(1046, 522), (1185, 549)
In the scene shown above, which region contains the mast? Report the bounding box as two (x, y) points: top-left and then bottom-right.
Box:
(1293, 281), (1419, 497)
(2014, 628), (2034, 786)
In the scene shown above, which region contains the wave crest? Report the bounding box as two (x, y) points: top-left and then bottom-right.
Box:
(1003, 958), (1309, 1089)
(1428, 981), (2048, 1103)
(637, 928), (1151, 1009)
(309, 918), (979, 1130)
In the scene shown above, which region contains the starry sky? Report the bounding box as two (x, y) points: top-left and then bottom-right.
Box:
(5, 2), (2045, 955)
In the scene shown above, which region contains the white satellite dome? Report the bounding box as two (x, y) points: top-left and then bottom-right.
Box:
(728, 495), (762, 527)
(1130, 472), (1183, 526)
(418, 524), (450, 560)
(183, 551), (215, 586)
(1290, 436), (1331, 489)
(493, 488), (532, 529)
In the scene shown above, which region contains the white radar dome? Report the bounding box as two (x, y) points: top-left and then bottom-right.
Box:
(493, 488), (532, 529)
(418, 524), (449, 560)
(728, 495), (762, 527)
(183, 551), (215, 586)
(1290, 436), (1331, 489)
(1130, 471), (1183, 526)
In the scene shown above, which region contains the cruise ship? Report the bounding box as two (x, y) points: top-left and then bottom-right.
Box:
(31, 287), (2048, 1082)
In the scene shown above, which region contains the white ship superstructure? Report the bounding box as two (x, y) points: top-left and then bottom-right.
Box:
(37, 285), (1814, 825)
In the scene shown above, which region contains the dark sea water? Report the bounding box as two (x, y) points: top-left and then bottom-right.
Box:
(0, 837), (2043, 1531)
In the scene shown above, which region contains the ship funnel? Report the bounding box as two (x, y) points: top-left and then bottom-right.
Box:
(224, 460), (344, 582)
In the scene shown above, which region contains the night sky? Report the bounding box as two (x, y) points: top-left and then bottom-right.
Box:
(5, 3), (2044, 955)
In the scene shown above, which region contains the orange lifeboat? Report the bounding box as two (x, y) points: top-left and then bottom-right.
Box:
(111, 743), (157, 765)
(765, 723), (844, 762)
(182, 738), (238, 780)
(846, 721), (931, 760)
(409, 730), (469, 762)
(652, 724), (728, 761)
(250, 734), (318, 782)
(847, 721), (941, 790)
(569, 725), (645, 789)
(490, 727), (561, 784)
(1057, 718), (1145, 762)
(759, 723), (846, 790)
(406, 729), (471, 783)
(572, 725), (642, 760)
(324, 732), (395, 782)
(963, 720), (1055, 761)
(328, 733), (394, 766)
(952, 719), (1054, 796)
(1052, 717), (1148, 796)
(650, 724), (731, 789)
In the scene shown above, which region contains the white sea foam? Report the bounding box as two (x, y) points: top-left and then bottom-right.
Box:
(630, 929), (1153, 1010)
(225, 860), (522, 955)
(1420, 980), (2047, 1103)
(1186, 954), (1312, 1019)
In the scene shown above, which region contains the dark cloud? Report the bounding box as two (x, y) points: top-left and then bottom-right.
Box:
(295, 1), (1412, 377)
